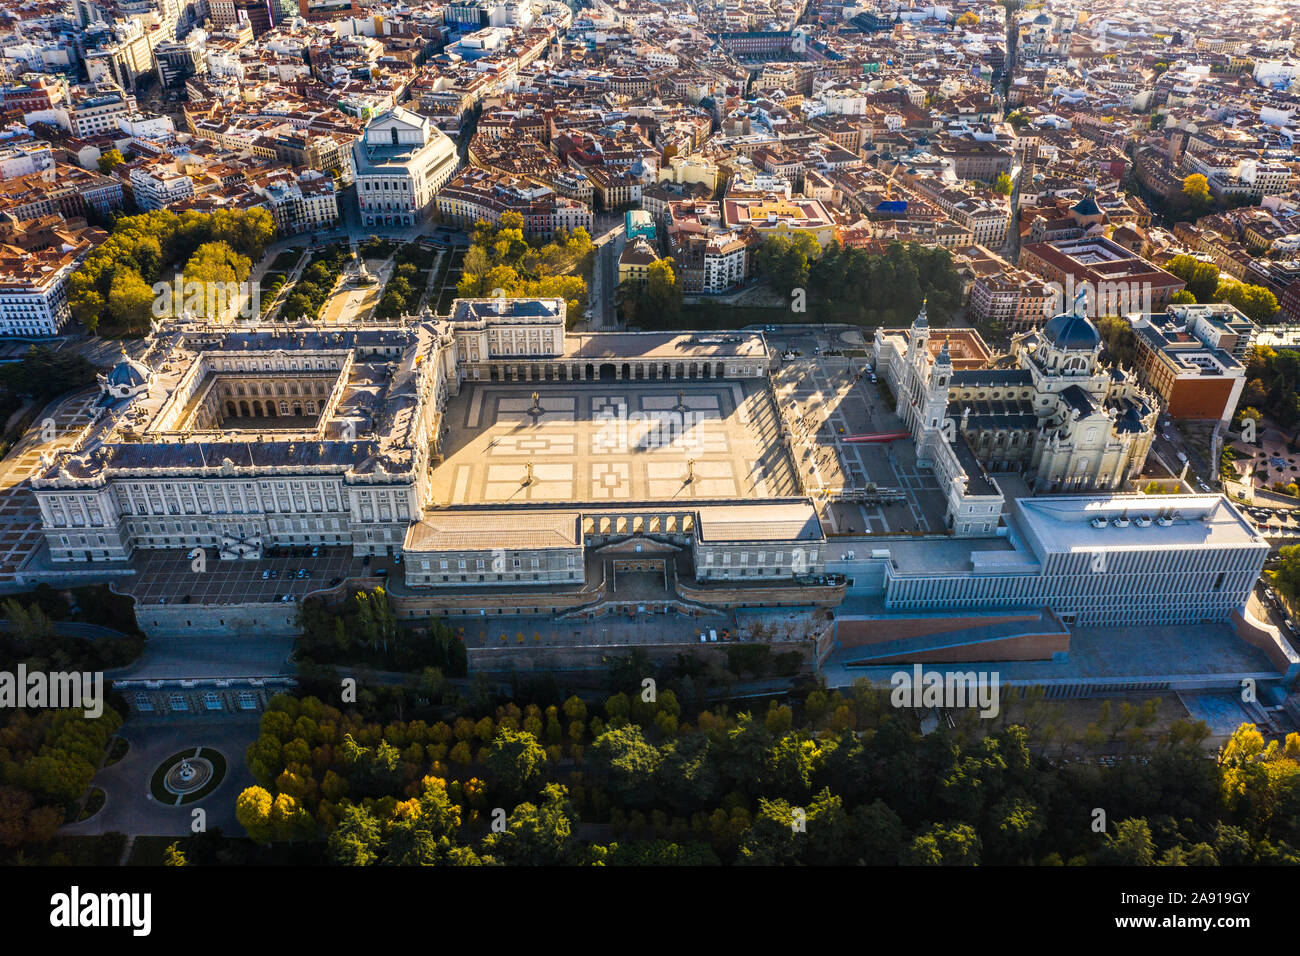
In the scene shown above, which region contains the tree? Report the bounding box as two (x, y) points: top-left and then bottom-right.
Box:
(97, 149), (125, 175)
(588, 725), (661, 804)
(0, 347), (96, 403)
(644, 258), (683, 321)
(755, 234), (820, 297)
(107, 270), (157, 333)
(480, 783), (577, 865)
(992, 171), (1013, 195)
(1170, 289), (1197, 305)
(1096, 315), (1138, 368)
(382, 779), (469, 865)
(1165, 254), (1220, 302)
(903, 822), (983, 865)
(235, 786), (274, 844)
(1181, 173), (1211, 211)
(1215, 279), (1279, 323)
(328, 803), (382, 865)
(482, 727), (547, 800)
(1096, 817), (1156, 865)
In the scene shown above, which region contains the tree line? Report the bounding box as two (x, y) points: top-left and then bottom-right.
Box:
(68, 208), (275, 333)
(456, 213), (593, 321)
(225, 682), (1300, 866)
(1164, 254), (1279, 323)
(757, 237), (963, 324)
(296, 588), (468, 676)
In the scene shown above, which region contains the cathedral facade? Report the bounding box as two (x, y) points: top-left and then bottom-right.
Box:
(876, 298), (1160, 503)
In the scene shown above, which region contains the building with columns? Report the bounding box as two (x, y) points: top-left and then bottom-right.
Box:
(353, 107), (459, 228)
(31, 298), (833, 624)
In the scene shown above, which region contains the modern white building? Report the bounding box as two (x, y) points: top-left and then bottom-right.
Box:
(129, 163), (195, 211)
(829, 494), (1269, 628)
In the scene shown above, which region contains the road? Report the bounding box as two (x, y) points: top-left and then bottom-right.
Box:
(589, 220), (625, 330)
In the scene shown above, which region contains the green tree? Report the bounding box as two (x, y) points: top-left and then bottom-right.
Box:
(328, 802), (382, 865)
(1096, 817), (1156, 865)
(903, 821), (983, 865)
(588, 725), (661, 804)
(97, 149), (125, 175)
(481, 783), (577, 865)
(107, 270), (157, 332)
(482, 727), (547, 800)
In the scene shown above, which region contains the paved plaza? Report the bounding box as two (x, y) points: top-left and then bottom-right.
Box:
(429, 378), (800, 506)
(768, 350), (949, 535)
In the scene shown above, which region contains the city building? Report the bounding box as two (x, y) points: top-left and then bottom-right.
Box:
(353, 107), (459, 228)
(1127, 303), (1254, 424)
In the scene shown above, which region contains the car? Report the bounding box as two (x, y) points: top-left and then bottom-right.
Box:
(158, 596), (167, 605)
(298, 568), (308, 578)
(328, 576), (341, 587)
(699, 632), (707, 643)
(376, 568), (388, 577)
(262, 570), (270, 580)
(1176, 451), (1188, 463)
(281, 594), (293, 603)
(394, 553), (403, 565)
(270, 569), (279, 578)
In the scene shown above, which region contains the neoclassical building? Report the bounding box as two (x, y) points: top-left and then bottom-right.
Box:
(31, 298), (833, 620)
(875, 297), (1160, 530)
(353, 107), (460, 227)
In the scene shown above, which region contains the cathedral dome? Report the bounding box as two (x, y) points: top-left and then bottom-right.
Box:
(1043, 310), (1100, 352)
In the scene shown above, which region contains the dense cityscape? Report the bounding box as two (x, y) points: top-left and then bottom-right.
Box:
(0, 0), (1295, 919)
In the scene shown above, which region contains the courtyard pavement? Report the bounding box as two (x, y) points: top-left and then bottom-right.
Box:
(430, 377), (800, 506)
